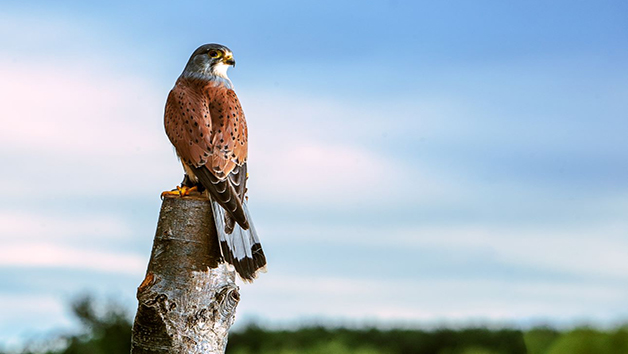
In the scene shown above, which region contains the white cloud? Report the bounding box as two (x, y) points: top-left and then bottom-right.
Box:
(0, 209), (144, 276)
(261, 216), (628, 283)
(0, 210), (132, 242)
(394, 223), (628, 281)
(0, 58), (182, 198)
(238, 90), (466, 207)
(251, 140), (426, 206)
(237, 274), (627, 325)
(0, 294), (66, 320)
(0, 242), (145, 276)
(0, 61), (163, 155)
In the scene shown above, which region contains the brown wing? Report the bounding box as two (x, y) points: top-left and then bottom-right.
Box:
(164, 80), (213, 168)
(205, 84), (248, 178)
(164, 78), (250, 229)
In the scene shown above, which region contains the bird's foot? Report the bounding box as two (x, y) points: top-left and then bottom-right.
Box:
(161, 185), (200, 199)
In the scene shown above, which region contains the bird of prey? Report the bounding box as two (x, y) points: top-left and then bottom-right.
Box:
(162, 43), (266, 281)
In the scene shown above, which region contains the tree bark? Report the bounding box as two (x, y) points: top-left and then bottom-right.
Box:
(131, 195), (239, 354)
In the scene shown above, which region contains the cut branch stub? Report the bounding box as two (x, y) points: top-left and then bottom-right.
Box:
(131, 195), (239, 354)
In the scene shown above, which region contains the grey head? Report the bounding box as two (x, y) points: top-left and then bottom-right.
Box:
(181, 43), (236, 83)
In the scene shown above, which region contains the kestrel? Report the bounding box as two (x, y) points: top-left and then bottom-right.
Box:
(163, 44), (266, 281)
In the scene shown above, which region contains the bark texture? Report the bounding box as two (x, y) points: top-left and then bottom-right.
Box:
(131, 195), (239, 354)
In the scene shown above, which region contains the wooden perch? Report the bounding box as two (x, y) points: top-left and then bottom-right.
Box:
(131, 195), (240, 354)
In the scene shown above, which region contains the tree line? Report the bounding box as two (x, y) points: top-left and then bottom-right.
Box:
(2, 296), (626, 354)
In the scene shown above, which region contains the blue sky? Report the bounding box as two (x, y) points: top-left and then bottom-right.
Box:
(1, 0), (628, 348)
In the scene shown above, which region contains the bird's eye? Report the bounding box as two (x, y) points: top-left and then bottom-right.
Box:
(208, 50), (222, 58)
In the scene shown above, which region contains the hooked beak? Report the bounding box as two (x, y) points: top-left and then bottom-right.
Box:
(224, 56), (236, 67)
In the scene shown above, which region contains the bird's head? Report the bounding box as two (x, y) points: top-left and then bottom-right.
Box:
(182, 43), (236, 80)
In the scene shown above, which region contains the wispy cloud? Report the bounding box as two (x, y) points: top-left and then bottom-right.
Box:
(263, 218), (628, 282)
(238, 274), (628, 324)
(0, 58), (181, 198)
(0, 210), (132, 241)
(0, 242), (145, 275)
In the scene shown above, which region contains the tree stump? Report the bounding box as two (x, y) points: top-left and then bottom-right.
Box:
(131, 195), (239, 354)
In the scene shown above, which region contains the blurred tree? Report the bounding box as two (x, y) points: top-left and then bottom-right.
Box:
(226, 325), (526, 354)
(61, 295), (132, 354)
(14, 295), (133, 354)
(608, 327), (628, 353)
(545, 327), (628, 354)
(458, 348), (498, 354)
(524, 327), (561, 354)
(545, 328), (605, 354)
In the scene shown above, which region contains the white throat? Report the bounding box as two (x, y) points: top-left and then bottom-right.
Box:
(211, 62), (231, 79)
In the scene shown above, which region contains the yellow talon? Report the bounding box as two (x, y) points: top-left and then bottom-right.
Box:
(179, 185), (199, 196)
(160, 185), (200, 199)
(160, 189), (179, 198)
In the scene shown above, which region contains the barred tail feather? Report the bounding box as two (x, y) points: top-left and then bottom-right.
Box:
(210, 200), (267, 282)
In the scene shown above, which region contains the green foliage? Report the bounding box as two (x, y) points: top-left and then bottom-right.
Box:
(62, 295), (132, 354)
(229, 338), (382, 354)
(457, 348), (498, 354)
(225, 325), (526, 354)
(544, 327), (628, 354)
(524, 327), (561, 354)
